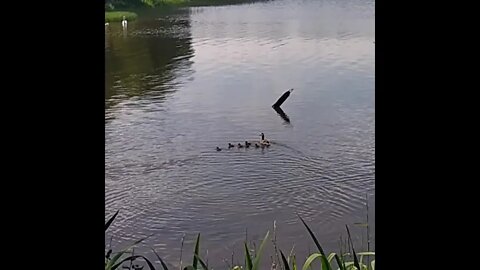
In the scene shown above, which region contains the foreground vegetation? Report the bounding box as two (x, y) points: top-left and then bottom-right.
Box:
(105, 211), (375, 270)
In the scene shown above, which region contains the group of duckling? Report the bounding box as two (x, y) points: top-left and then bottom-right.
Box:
(216, 133), (270, 151)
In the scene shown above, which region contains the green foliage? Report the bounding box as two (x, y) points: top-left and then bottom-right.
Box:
(105, 11), (138, 22)
(106, 0), (262, 10)
(105, 212), (375, 270)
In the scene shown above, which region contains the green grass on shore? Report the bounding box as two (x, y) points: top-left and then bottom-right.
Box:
(105, 11), (138, 23)
(105, 1), (263, 23)
(158, 0), (261, 7)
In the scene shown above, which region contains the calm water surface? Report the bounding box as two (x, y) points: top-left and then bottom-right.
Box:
(106, 0), (374, 267)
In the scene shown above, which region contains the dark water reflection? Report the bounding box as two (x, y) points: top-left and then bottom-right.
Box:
(105, 8), (194, 115)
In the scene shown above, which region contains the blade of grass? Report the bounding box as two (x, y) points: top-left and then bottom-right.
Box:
(205, 249), (209, 269)
(194, 254), (209, 270)
(327, 253), (336, 263)
(345, 225), (360, 270)
(107, 251), (127, 270)
(272, 220), (281, 268)
(111, 255), (156, 270)
(106, 237), (148, 270)
(298, 216), (325, 255)
(279, 250), (291, 270)
(366, 193), (370, 255)
(333, 254), (346, 270)
(252, 230), (270, 270)
(288, 244), (295, 264)
(244, 242), (253, 270)
(301, 253), (322, 270)
(193, 234), (200, 270)
(343, 262), (367, 270)
(298, 215), (331, 270)
(179, 233), (186, 270)
(151, 248), (169, 270)
(356, 252), (375, 256)
(130, 248), (135, 270)
(343, 262), (355, 270)
(105, 210), (119, 231)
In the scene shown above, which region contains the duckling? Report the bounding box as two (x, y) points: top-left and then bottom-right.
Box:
(255, 143), (260, 148)
(261, 141), (270, 147)
(259, 140), (270, 147)
(237, 143), (244, 148)
(228, 143), (235, 148)
(216, 147), (222, 151)
(245, 141), (252, 147)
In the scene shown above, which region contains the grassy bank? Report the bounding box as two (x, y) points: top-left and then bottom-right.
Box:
(105, 0), (265, 22)
(105, 11), (138, 23)
(156, 0), (262, 6)
(105, 211), (375, 270)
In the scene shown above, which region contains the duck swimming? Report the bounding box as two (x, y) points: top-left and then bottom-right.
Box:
(228, 143), (235, 148)
(237, 143), (244, 148)
(216, 147), (222, 151)
(259, 133), (270, 145)
(255, 143), (260, 148)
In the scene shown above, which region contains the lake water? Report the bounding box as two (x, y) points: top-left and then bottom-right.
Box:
(105, 0), (375, 268)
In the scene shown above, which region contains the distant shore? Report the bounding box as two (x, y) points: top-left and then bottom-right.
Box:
(105, 0), (264, 22)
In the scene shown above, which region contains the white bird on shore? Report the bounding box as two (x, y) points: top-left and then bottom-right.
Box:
(121, 16), (128, 28)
